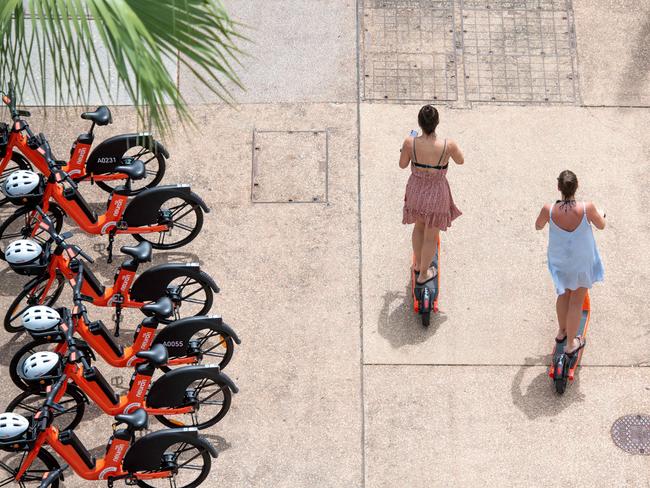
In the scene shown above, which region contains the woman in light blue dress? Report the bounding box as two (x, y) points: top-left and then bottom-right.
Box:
(535, 170), (605, 356)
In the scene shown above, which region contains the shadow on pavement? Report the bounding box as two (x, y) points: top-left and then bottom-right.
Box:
(619, 16), (650, 103)
(511, 355), (585, 419)
(0, 267), (29, 297)
(0, 332), (30, 366)
(377, 285), (447, 348)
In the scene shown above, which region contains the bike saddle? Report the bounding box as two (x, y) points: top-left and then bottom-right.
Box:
(141, 297), (173, 319)
(115, 408), (148, 431)
(120, 241), (152, 264)
(114, 159), (145, 180)
(135, 343), (168, 366)
(80, 105), (112, 126)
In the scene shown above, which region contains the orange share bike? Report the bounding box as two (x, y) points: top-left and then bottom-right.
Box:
(0, 130), (208, 262)
(0, 82), (167, 197)
(4, 208), (219, 335)
(0, 377), (217, 488)
(7, 293), (239, 432)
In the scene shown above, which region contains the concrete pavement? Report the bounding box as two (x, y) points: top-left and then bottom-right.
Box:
(0, 0), (649, 487)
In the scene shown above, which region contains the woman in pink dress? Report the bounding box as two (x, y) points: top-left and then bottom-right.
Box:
(399, 105), (464, 284)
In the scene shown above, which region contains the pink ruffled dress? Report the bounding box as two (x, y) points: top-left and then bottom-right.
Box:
(402, 138), (462, 230)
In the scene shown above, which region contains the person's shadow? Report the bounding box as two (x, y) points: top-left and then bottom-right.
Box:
(377, 283), (447, 348)
(511, 354), (585, 419)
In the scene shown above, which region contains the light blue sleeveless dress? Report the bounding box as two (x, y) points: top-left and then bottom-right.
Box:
(547, 202), (604, 295)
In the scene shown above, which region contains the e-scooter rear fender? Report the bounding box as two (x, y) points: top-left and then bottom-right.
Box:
(129, 263), (218, 302)
(153, 315), (241, 358)
(86, 133), (168, 175)
(122, 184), (209, 227)
(122, 428), (217, 472)
(146, 365), (238, 408)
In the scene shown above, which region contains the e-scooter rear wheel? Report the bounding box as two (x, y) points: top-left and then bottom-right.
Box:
(554, 377), (567, 394)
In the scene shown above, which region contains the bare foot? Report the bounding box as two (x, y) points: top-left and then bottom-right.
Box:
(555, 329), (567, 342)
(417, 266), (437, 284)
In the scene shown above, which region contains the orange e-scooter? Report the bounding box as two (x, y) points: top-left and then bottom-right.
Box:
(411, 235), (440, 326)
(549, 292), (591, 394)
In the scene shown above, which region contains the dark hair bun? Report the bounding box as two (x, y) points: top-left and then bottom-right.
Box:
(418, 105), (439, 135)
(557, 170), (578, 199)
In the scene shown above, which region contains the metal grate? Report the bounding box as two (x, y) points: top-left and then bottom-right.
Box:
(611, 414), (650, 455)
(461, 0), (578, 103)
(363, 0), (457, 101)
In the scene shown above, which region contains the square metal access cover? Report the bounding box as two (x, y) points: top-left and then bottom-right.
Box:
(461, 0), (578, 103)
(362, 0), (458, 101)
(251, 130), (328, 203)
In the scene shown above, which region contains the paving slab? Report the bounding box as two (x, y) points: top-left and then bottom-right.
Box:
(360, 103), (650, 366)
(574, 0), (650, 106)
(365, 364), (650, 488)
(0, 102), (362, 487)
(178, 0), (357, 104)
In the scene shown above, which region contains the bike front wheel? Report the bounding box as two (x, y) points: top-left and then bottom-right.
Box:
(0, 449), (60, 487)
(0, 205), (64, 259)
(6, 384), (86, 432)
(134, 196), (203, 250)
(135, 441), (212, 488)
(4, 274), (65, 332)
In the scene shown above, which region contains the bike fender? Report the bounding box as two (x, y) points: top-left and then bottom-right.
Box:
(153, 315), (241, 358)
(122, 184), (198, 226)
(147, 365), (238, 408)
(86, 133), (162, 174)
(122, 428), (217, 472)
(130, 263), (213, 302)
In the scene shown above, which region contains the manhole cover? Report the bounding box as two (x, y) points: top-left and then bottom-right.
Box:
(611, 414), (650, 455)
(251, 130), (328, 204)
(461, 0), (578, 103)
(362, 0), (457, 101)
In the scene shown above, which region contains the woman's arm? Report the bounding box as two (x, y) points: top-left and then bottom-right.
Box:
(535, 204), (550, 230)
(586, 201), (606, 230)
(448, 139), (464, 165)
(399, 138), (412, 169)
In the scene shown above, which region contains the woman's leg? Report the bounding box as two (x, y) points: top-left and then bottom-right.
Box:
(555, 292), (570, 340)
(565, 287), (588, 353)
(412, 220), (425, 271)
(417, 225), (440, 283)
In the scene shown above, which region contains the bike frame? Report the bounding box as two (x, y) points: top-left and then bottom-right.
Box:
(38, 177), (168, 236)
(51, 357), (193, 417)
(0, 119), (126, 183)
(16, 424), (170, 482)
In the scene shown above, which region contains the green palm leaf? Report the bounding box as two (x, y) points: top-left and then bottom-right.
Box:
(0, 0), (246, 134)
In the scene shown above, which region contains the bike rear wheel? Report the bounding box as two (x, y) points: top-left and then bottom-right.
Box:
(134, 196), (203, 250)
(6, 384), (86, 432)
(0, 205), (64, 259)
(4, 274), (65, 332)
(0, 449), (60, 487)
(165, 271), (215, 322)
(96, 146), (166, 195)
(155, 377), (232, 430)
(135, 442), (212, 488)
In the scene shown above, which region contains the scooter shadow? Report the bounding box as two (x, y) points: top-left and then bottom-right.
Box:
(511, 354), (586, 420)
(377, 284), (447, 348)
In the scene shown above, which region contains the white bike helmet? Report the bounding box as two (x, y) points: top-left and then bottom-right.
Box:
(2, 170), (40, 197)
(0, 413), (29, 440)
(5, 239), (42, 264)
(22, 351), (61, 380)
(21, 306), (61, 332)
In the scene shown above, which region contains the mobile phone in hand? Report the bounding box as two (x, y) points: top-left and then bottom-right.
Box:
(410, 130), (418, 137)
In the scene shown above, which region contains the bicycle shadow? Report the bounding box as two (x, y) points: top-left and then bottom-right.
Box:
(0, 266), (30, 297)
(510, 354), (585, 420)
(377, 285), (446, 348)
(0, 333), (31, 367)
(87, 243), (204, 276)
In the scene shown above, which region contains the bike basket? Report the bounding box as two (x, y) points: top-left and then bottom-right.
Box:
(17, 351), (63, 389)
(1, 170), (45, 206)
(5, 239), (50, 276)
(0, 123), (8, 158)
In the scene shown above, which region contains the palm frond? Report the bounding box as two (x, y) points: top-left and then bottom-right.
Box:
(0, 0), (246, 135)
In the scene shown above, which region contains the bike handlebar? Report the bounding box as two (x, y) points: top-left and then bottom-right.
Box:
(33, 207), (94, 264)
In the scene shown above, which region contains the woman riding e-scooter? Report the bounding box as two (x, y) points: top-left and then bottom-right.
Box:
(399, 105), (464, 285)
(535, 170), (605, 356)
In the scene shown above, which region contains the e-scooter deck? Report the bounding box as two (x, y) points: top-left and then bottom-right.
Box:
(411, 236), (440, 326)
(548, 292), (591, 394)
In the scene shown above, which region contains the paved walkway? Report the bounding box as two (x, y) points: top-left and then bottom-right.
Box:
(0, 1), (649, 487)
